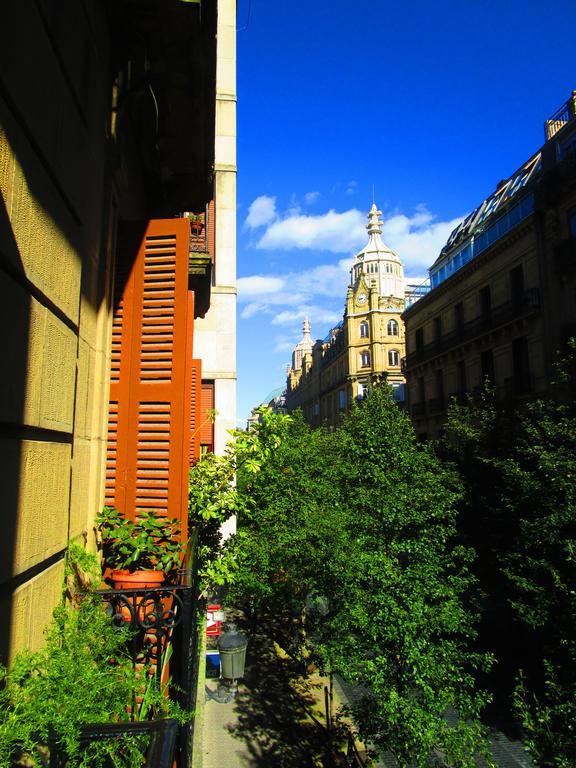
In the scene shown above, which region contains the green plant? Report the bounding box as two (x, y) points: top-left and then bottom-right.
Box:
(231, 388), (493, 766)
(97, 507), (186, 574)
(188, 406), (292, 590)
(0, 563), (185, 767)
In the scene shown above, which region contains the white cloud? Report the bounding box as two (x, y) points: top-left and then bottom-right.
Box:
(304, 191), (320, 204)
(257, 208), (366, 253)
(244, 195), (277, 229)
(253, 203), (462, 276)
(345, 180), (358, 195)
(240, 302), (269, 319)
(237, 275), (284, 296)
(380, 211), (463, 276)
(238, 202), (464, 346)
(271, 306), (340, 327)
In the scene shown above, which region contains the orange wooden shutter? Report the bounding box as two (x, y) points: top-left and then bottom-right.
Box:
(189, 359), (202, 464)
(199, 381), (215, 452)
(106, 219), (192, 538)
(207, 199), (215, 261)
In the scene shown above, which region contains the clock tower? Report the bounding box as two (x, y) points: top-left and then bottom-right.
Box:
(286, 202), (407, 426)
(346, 203), (406, 400)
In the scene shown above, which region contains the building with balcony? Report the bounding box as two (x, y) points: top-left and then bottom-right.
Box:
(403, 91), (576, 438)
(285, 204), (407, 427)
(0, 0), (235, 687)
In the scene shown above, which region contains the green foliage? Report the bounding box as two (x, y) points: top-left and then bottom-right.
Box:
(0, 590), (181, 767)
(97, 507), (186, 574)
(0, 545), (187, 766)
(441, 342), (576, 765)
(232, 387), (492, 766)
(188, 407), (292, 588)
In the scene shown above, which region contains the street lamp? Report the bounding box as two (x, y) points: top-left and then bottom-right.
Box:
(210, 622), (248, 703)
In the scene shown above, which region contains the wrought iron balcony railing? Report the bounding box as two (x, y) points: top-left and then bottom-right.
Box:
(48, 719), (179, 768)
(95, 562), (201, 768)
(405, 289), (540, 370)
(545, 91), (576, 140)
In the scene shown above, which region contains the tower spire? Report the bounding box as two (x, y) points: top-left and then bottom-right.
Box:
(367, 203), (383, 236)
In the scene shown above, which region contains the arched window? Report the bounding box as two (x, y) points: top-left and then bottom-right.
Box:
(360, 321), (369, 338)
(388, 349), (400, 366)
(387, 319), (399, 336)
(360, 351), (370, 368)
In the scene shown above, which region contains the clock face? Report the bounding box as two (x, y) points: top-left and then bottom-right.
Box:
(357, 293), (367, 304)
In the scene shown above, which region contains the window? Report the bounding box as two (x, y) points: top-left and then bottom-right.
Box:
(388, 319), (399, 336)
(457, 360), (467, 394)
(360, 321), (369, 338)
(454, 302), (464, 334)
(512, 337), (531, 394)
(338, 389), (346, 410)
(391, 383), (405, 402)
(415, 327), (424, 351)
(435, 369), (444, 399)
(510, 264), (524, 310)
(481, 349), (495, 384)
(418, 376), (425, 403)
(433, 315), (442, 342)
(479, 286), (492, 326)
(388, 349), (400, 366)
(360, 351), (370, 368)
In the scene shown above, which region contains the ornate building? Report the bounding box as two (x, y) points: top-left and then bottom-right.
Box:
(403, 91), (576, 439)
(286, 204), (407, 426)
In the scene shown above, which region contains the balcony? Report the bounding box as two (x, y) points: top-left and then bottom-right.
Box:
(96, 570), (200, 767)
(545, 91), (576, 140)
(405, 289), (540, 369)
(50, 720), (180, 767)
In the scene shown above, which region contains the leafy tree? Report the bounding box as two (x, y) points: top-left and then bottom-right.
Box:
(188, 408), (292, 588)
(441, 344), (576, 766)
(0, 546), (183, 767)
(232, 387), (492, 766)
(231, 410), (347, 643)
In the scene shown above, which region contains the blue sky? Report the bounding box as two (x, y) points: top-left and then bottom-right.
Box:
(235, 0), (576, 423)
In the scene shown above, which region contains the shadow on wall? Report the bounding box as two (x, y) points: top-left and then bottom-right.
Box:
(0, 17), (110, 659)
(0, 191), (29, 664)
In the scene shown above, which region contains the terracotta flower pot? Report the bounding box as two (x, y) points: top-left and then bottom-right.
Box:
(109, 570), (167, 625)
(110, 570), (165, 590)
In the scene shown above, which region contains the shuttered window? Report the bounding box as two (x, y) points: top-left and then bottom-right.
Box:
(200, 381), (215, 454)
(106, 219), (197, 539)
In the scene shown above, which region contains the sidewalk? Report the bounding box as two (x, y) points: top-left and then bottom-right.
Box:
(198, 623), (531, 768)
(200, 624), (350, 768)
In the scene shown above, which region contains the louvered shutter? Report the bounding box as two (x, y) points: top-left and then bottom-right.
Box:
(207, 199), (215, 261)
(199, 381), (215, 452)
(106, 219), (193, 539)
(189, 359), (202, 465)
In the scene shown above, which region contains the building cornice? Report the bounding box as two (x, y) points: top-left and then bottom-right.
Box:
(403, 217), (535, 319)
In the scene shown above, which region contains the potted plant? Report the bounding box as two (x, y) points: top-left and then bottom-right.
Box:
(190, 213), (204, 236)
(97, 507), (186, 590)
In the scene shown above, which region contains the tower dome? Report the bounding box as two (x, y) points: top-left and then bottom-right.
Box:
(351, 203), (405, 300)
(291, 316), (313, 370)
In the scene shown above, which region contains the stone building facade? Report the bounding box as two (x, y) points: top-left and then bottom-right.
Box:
(403, 91), (576, 438)
(286, 204), (406, 427)
(0, 0), (235, 663)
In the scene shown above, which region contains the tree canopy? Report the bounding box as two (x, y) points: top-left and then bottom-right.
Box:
(230, 387), (491, 767)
